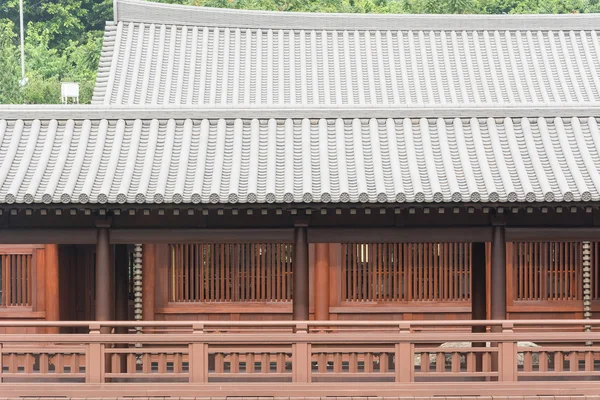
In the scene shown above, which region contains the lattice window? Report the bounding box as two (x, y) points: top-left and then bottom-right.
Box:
(169, 243), (293, 302)
(342, 243), (471, 302)
(0, 253), (33, 307)
(512, 242), (586, 301)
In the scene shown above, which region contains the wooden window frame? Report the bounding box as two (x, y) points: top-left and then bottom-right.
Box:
(340, 242), (472, 305)
(507, 241), (590, 313)
(167, 243), (294, 305)
(0, 245), (44, 313)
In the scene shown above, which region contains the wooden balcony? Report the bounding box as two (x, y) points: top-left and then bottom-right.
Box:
(1, 320), (600, 398)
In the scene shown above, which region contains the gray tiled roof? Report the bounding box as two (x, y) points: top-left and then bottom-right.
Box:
(0, 111), (599, 205)
(93, 0), (600, 106)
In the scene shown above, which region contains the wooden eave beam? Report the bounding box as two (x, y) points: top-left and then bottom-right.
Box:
(0, 229), (97, 244)
(0, 228), (293, 244)
(0, 226), (599, 244)
(109, 228), (294, 243)
(506, 227), (600, 242)
(307, 227), (493, 243)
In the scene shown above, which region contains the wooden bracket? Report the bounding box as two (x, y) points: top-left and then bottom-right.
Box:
(95, 217), (112, 229)
(394, 210), (406, 226)
(293, 217), (309, 228)
(490, 213), (506, 226)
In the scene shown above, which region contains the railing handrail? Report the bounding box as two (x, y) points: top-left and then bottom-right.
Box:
(1, 332), (599, 344)
(0, 319), (599, 328)
(2, 319), (600, 394)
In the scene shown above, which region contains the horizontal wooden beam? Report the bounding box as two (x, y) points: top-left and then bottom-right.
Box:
(0, 229), (97, 244)
(506, 227), (600, 242)
(330, 306), (471, 314)
(156, 303), (292, 314)
(0, 228), (294, 244)
(2, 227), (599, 244)
(109, 229), (294, 243)
(3, 380), (600, 398)
(307, 227), (493, 243)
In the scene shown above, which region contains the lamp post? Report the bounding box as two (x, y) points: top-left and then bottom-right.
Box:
(19, 0), (27, 87)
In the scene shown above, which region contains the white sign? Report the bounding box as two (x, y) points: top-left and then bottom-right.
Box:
(61, 82), (79, 103)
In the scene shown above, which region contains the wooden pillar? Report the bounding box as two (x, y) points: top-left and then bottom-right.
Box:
(489, 226), (507, 373)
(471, 242), (487, 371)
(142, 244), (156, 321)
(114, 245), (129, 333)
(293, 227), (309, 320)
(471, 242), (487, 325)
(490, 225), (507, 325)
(114, 244), (129, 372)
(314, 243), (330, 320)
(96, 227), (112, 330)
(109, 245), (115, 327)
(45, 244), (60, 334)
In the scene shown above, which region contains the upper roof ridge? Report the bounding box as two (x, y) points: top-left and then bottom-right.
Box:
(2, 104), (599, 120)
(115, 0), (600, 31)
(101, 0), (600, 106)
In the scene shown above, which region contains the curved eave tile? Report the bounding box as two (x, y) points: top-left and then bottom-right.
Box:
(0, 116), (598, 206)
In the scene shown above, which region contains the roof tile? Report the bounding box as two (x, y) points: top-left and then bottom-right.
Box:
(0, 116), (597, 205)
(94, 6), (600, 106)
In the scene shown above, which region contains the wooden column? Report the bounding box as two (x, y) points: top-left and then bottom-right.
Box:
(471, 242), (487, 324)
(142, 244), (156, 321)
(293, 226), (309, 320)
(314, 243), (330, 320)
(96, 226), (112, 330)
(45, 244), (60, 334)
(490, 225), (507, 326)
(96, 229), (113, 375)
(471, 242), (487, 371)
(114, 245), (129, 333)
(114, 244), (129, 371)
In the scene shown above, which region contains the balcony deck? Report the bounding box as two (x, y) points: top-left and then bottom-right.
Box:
(1, 320), (600, 398)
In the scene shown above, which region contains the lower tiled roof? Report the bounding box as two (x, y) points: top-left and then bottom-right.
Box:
(0, 116), (599, 205)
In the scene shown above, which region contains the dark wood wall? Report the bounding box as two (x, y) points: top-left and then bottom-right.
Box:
(151, 243), (477, 322)
(149, 240), (599, 323)
(59, 245), (97, 325)
(59, 245), (133, 331)
(1, 239), (597, 329)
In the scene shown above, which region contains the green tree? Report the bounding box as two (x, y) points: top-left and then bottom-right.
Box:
(0, 19), (22, 103)
(0, 0), (109, 103)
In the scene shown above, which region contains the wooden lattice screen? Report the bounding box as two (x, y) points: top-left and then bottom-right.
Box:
(169, 243), (293, 303)
(511, 242), (599, 301)
(342, 243), (472, 302)
(0, 253), (33, 307)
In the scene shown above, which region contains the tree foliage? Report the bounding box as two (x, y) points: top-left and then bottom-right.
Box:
(0, 0), (597, 104)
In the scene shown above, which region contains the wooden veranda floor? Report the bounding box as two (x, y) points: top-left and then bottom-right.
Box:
(0, 395), (600, 400)
(1, 397), (600, 400)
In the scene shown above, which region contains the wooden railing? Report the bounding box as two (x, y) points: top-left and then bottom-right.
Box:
(2, 320), (600, 397)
